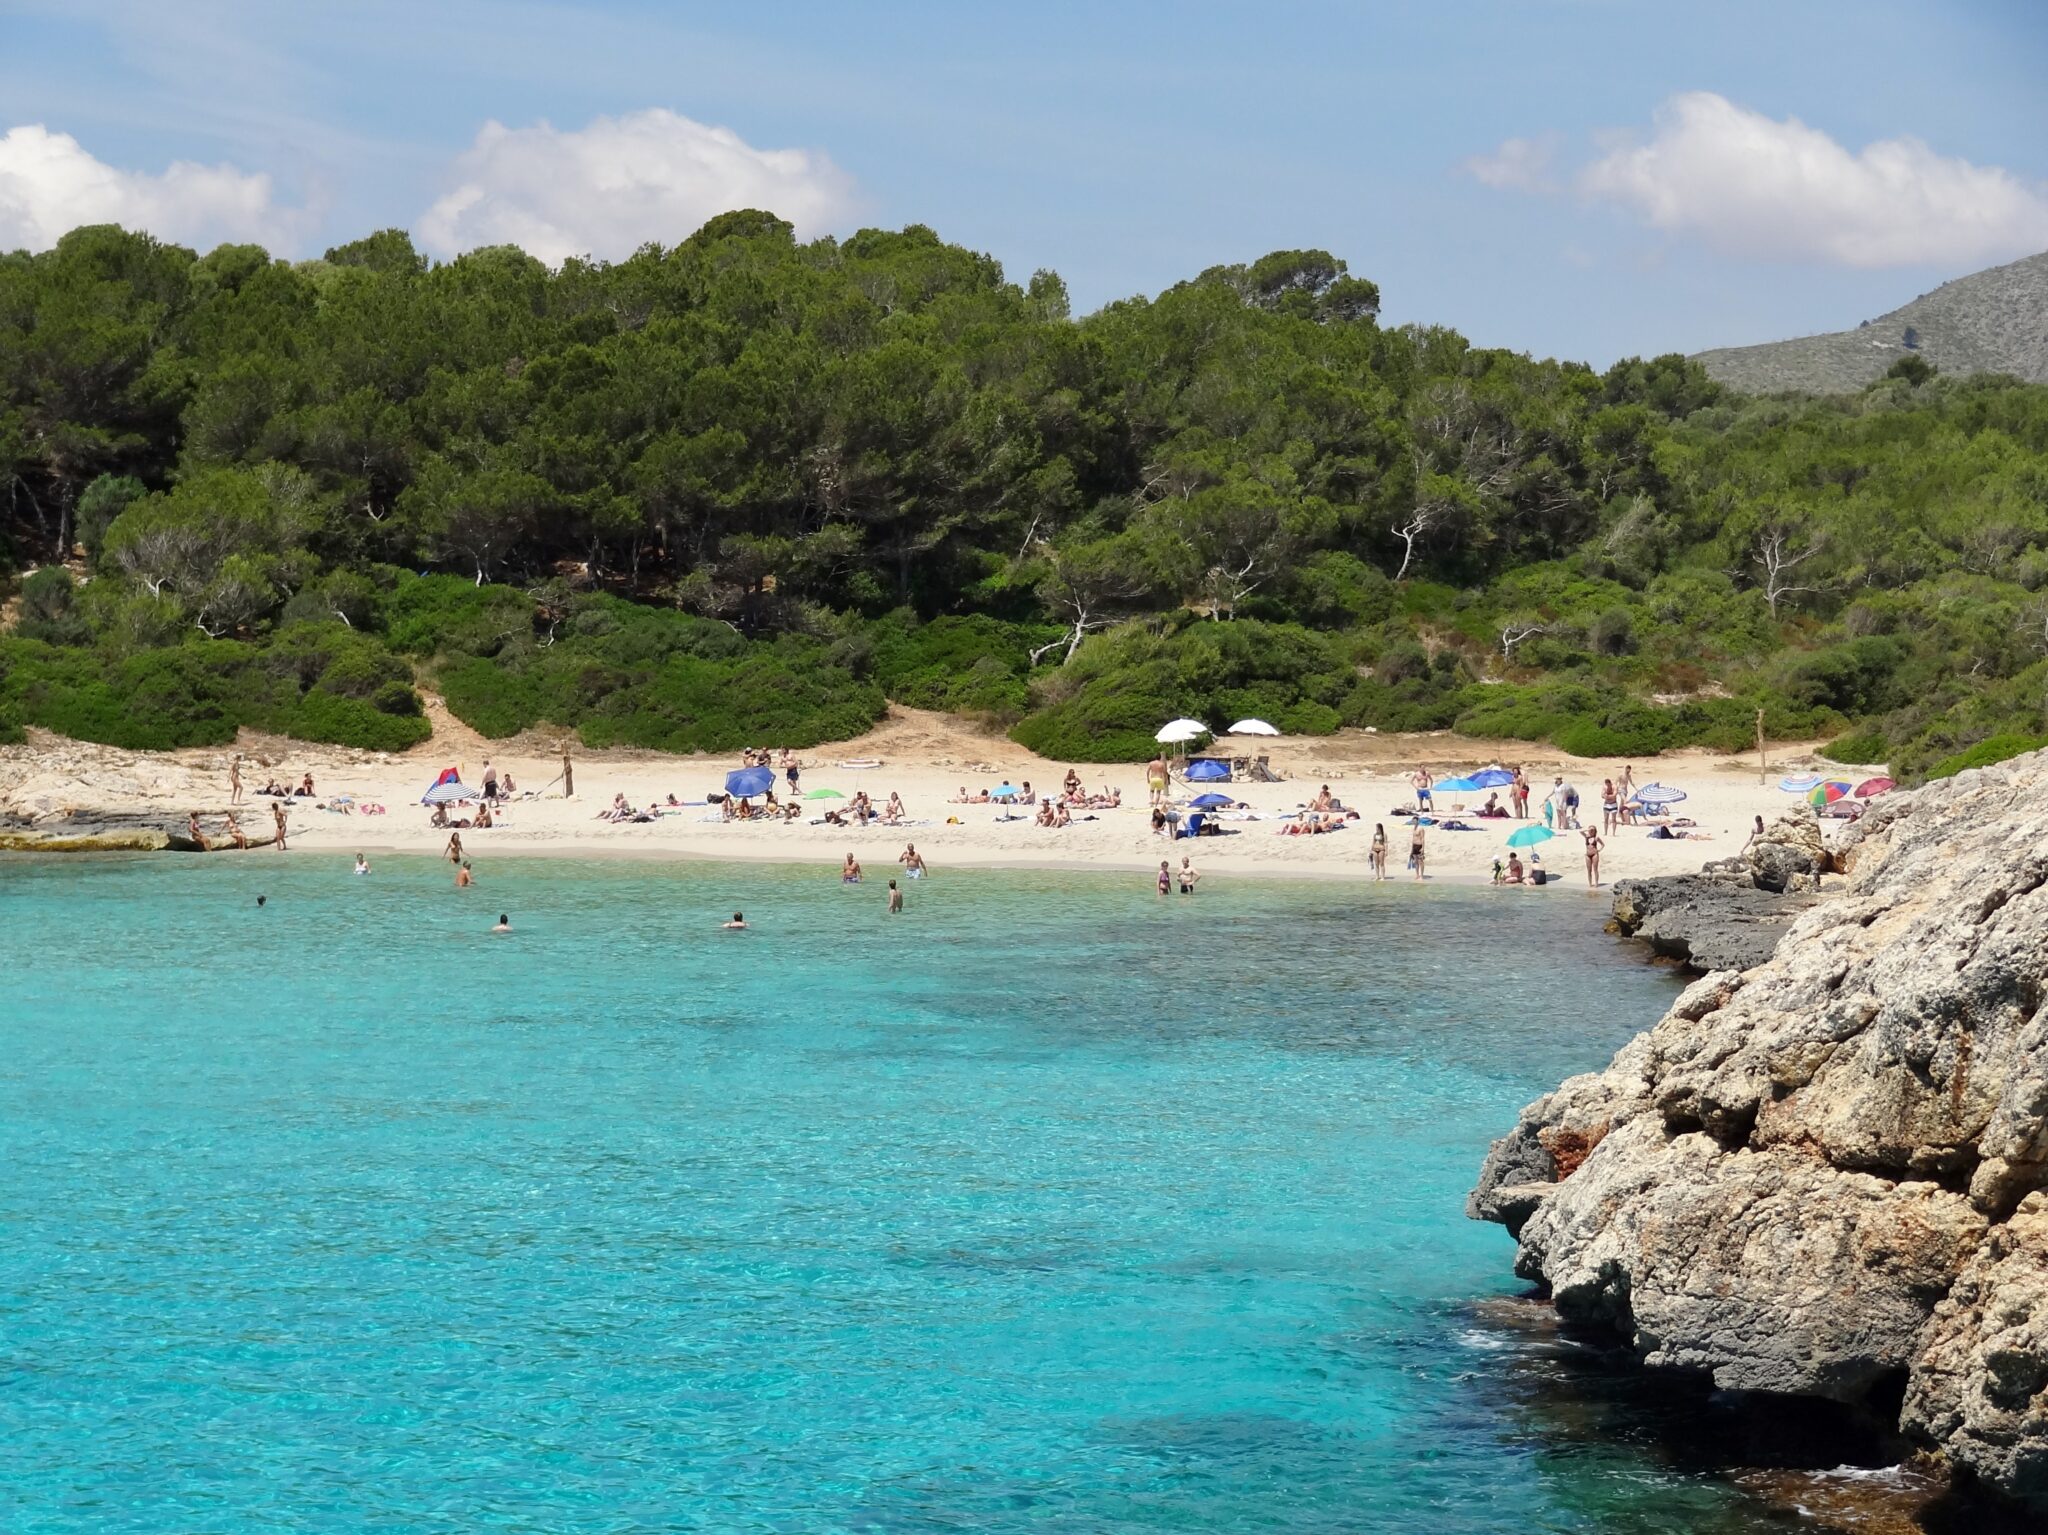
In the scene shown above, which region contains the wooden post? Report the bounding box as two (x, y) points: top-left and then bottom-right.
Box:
(1756, 707), (1767, 786)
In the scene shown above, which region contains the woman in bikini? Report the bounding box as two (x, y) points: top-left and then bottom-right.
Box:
(1583, 826), (1604, 887)
(1370, 822), (1388, 881)
(446, 831), (464, 863)
(1156, 860), (1172, 897)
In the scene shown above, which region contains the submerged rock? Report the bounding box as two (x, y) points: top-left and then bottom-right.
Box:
(1473, 750), (2048, 1514)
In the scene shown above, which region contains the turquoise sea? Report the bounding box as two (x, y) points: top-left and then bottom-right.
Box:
(1, 855), (1823, 1532)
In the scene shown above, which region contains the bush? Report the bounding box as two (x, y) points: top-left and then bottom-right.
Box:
(1820, 728), (1890, 766)
(1922, 733), (2047, 781)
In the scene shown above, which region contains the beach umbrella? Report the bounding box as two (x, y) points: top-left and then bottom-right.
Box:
(1185, 757), (1232, 782)
(990, 783), (1021, 801)
(1633, 783), (1687, 805)
(1505, 824), (1555, 848)
(1189, 792), (1235, 809)
(1155, 718), (1212, 744)
(421, 779), (481, 805)
(1808, 780), (1853, 808)
(725, 766), (775, 799)
(1778, 772), (1823, 792)
(1468, 766), (1515, 788)
(1853, 777), (1895, 798)
(803, 788), (845, 800)
(1227, 718), (1280, 736)
(1434, 775), (1484, 794)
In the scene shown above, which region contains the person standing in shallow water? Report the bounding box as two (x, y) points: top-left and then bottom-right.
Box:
(455, 860), (473, 888)
(1156, 860), (1172, 897)
(1582, 826), (1604, 887)
(887, 879), (903, 914)
(1177, 856), (1199, 895)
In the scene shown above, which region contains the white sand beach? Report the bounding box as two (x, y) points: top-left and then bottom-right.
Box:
(0, 702), (1871, 889)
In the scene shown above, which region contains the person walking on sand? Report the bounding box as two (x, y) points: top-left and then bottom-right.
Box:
(455, 860), (474, 888)
(1370, 822), (1388, 881)
(887, 879), (903, 914)
(1412, 767), (1434, 811)
(1583, 826), (1604, 887)
(1147, 754), (1168, 806)
(271, 801), (287, 851)
(229, 754), (244, 805)
(1409, 819), (1426, 881)
(1156, 859), (1172, 897)
(1177, 855), (1199, 895)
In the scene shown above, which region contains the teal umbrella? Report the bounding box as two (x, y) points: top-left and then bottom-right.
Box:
(1505, 824), (1555, 848)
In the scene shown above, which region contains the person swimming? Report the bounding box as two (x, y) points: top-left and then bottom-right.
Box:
(722, 911), (748, 929)
(491, 914), (511, 933)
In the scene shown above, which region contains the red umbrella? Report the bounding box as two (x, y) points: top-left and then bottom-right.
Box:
(1853, 777), (1895, 798)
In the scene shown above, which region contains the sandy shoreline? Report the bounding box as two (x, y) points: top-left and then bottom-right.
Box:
(1, 703), (1865, 889)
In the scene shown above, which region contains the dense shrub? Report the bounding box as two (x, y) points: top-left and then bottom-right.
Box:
(1923, 733), (2048, 780)
(1820, 728), (1890, 766)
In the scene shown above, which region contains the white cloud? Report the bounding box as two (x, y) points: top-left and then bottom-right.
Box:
(1461, 135), (1557, 193)
(0, 123), (302, 252)
(1467, 93), (2048, 269)
(417, 109), (857, 264)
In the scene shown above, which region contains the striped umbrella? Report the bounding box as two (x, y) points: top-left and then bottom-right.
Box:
(1778, 772), (1823, 792)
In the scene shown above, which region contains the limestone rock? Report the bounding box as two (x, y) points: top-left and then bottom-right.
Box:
(1473, 749), (2048, 1512)
(1905, 1192), (2048, 1505)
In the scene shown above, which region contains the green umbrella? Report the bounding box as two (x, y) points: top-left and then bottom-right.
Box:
(1505, 824), (1555, 848)
(804, 788), (845, 800)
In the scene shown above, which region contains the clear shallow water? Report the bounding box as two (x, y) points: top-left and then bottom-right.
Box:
(0, 855), (1794, 1532)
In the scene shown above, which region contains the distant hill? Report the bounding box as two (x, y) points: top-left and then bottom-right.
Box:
(1693, 249), (2048, 394)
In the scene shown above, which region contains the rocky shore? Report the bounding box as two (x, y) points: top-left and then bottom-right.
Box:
(1472, 750), (2048, 1514)
(1606, 809), (1848, 972)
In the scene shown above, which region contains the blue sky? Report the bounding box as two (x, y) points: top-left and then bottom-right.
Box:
(2, 0), (2044, 364)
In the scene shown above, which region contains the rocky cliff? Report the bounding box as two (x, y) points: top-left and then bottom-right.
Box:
(1471, 750), (2048, 1511)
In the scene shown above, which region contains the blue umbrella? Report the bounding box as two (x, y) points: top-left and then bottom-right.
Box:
(725, 766), (775, 798)
(1185, 758), (1231, 782)
(1633, 783), (1686, 805)
(1189, 792), (1235, 809)
(990, 783), (1020, 800)
(1469, 766), (1515, 788)
(1778, 773), (1823, 793)
(1506, 824), (1555, 848)
(1434, 775), (1483, 793)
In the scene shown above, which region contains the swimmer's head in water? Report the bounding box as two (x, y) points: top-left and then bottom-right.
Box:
(733, 911), (744, 922)
(256, 895), (266, 906)
(499, 914), (508, 925)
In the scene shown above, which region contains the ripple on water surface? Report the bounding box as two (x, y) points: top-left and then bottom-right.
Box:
(0, 855), (1809, 1531)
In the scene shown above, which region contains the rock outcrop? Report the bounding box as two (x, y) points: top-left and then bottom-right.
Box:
(1472, 750), (2048, 1512)
(1607, 811), (1843, 971)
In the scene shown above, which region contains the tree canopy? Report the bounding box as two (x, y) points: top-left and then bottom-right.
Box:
(2, 218), (2044, 779)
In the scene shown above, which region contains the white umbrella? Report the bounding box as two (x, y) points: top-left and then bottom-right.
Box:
(1155, 718), (1212, 744)
(1227, 718), (1280, 736)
